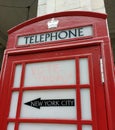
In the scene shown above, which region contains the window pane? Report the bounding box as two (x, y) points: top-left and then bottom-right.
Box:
(79, 58), (89, 84)
(82, 125), (92, 130)
(19, 123), (77, 130)
(80, 89), (92, 120)
(7, 123), (15, 130)
(13, 64), (22, 88)
(24, 60), (76, 87)
(20, 89), (77, 119)
(9, 92), (19, 118)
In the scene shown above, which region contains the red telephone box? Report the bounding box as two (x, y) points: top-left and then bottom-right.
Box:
(0, 11), (115, 130)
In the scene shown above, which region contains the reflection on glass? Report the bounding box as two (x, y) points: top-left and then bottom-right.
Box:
(82, 125), (92, 130)
(24, 60), (76, 86)
(80, 89), (92, 120)
(79, 58), (89, 84)
(19, 123), (77, 130)
(13, 64), (22, 88)
(9, 92), (19, 118)
(7, 123), (15, 130)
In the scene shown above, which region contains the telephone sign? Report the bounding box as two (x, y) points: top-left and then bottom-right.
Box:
(17, 26), (93, 45)
(0, 11), (115, 130)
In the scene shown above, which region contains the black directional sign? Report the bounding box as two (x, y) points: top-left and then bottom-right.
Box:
(24, 98), (75, 109)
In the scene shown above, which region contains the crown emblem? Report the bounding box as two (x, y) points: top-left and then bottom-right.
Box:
(47, 18), (59, 29)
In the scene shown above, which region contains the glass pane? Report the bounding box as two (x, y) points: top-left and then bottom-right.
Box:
(9, 92), (19, 118)
(13, 64), (22, 88)
(24, 60), (76, 87)
(80, 89), (92, 120)
(20, 89), (77, 119)
(79, 58), (89, 84)
(19, 123), (77, 130)
(82, 125), (92, 130)
(7, 123), (15, 130)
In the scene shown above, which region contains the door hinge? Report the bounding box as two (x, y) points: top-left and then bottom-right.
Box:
(100, 58), (104, 83)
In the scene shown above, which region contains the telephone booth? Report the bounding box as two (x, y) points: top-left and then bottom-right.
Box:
(0, 11), (115, 130)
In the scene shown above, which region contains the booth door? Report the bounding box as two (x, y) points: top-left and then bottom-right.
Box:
(3, 45), (107, 130)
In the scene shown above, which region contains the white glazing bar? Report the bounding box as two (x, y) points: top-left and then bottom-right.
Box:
(7, 123), (15, 130)
(24, 60), (76, 87)
(9, 92), (19, 118)
(13, 64), (22, 88)
(82, 125), (92, 130)
(79, 58), (89, 84)
(19, 123), (77, 130)
(80, 89), (92, 120)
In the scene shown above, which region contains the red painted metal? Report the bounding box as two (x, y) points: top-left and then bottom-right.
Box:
(0, 44), (109, 130)
(0, 11), (115, 130)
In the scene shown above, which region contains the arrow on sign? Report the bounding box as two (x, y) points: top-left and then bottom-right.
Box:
(24, 98), (75, 109)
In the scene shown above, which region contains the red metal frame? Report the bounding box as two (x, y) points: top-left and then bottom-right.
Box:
(0, 44), (108, 130)
(0, 46), (106, 130)
(0, 11), (115, 130)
